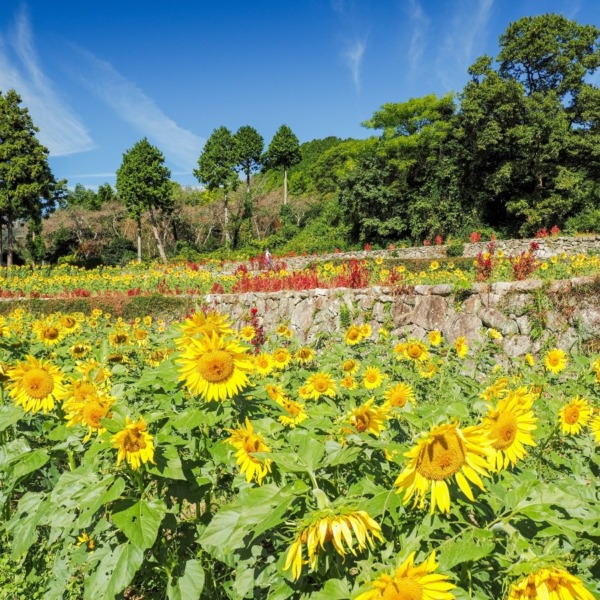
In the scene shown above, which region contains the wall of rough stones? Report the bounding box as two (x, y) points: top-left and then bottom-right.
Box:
(204, 275), (600, 355)
(229, 235), (600, 273)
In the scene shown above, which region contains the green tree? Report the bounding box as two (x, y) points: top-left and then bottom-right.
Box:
(264, 124), (301, 204)
(116, 138), (172, 263)
(194, 126), (239, 245)
(234, 126), (263, 193)
(0, 89), (60, 267)
(67, 183), (101, 210)
(498, 14), (600, 100)
(97, 182), (117, 205)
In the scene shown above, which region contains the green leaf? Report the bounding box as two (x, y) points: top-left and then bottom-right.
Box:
(309, 578), (350, 599)
(112, 499), (166, 551)
(77, 476), (126, 529)
(6, 492), (48, 557)
(0, 404), (22, 432)
(146, 443), (186, 480)
(437, 528), (496, 570)
(167, 559), (205, 600)
(7, 448), (49, 481)
(84, 542), (144, 600)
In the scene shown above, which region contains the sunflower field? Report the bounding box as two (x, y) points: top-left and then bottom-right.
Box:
(0, 306), (599, 599)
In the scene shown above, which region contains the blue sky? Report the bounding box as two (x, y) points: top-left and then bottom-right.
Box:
(0, 1), (597, 188)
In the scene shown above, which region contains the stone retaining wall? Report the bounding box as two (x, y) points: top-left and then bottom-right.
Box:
(204, 275), (600, 355)
(231, 235), (600, 273)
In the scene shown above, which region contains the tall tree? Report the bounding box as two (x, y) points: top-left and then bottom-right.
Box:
(194, 126), (239, 245)
(234, 126), (263, 193)
(116, 138), (172, 263)
(264, 124), (301, 204)
(0, 89), (59, 267)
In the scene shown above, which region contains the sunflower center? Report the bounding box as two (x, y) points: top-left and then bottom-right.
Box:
(313, 377), (329, 392)
(382, 578), (423, 600)
(354, 414), (369, 432)
(22, 368), (54, 399)
(342, 360), (356, 372)
(123, 428), (147, 453)
(366, 372), (378, 383)
(45, 327), (60, 340)
(243, 436), (262, 455)
(197, 350), (235, 383)
(62, 317), (76, 329)
(113, 333), (128, 344)
(285, 402), (300, 416)
(83, 403), (106, 428)
(135, 330), (148, 340)
(416, 431), (466, 481)
(564, 406), (580, 425)
(389, 391), (408, 407)
(407, 345), (423, 359)
(491, 412), (518, 450)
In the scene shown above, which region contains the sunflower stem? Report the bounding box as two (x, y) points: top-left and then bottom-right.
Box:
(534, 423), (560, 466)
(67, 449), (76, 471)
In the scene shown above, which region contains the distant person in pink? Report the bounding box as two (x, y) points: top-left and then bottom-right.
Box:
(264, 248), (274, 269)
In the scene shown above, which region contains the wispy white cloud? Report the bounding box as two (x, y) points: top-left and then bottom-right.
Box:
(73, 48), (203, 172)
(436, 0), (494, 90)
(0, 8), (93, 156)
(407, 0), (430, 77)
(343, 39), (366, 93)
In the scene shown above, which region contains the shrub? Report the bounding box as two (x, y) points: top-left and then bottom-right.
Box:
(445, 240), (464, 257)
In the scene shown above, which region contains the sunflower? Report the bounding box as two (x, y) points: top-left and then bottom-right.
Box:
(341, 358), (360, 375)
(7, 356), (67, 414)
(178, 333), (254, 402)
(176, 311), (235, 347)
(64, 386), (114, 442)
(525, 353), (536, 366)
(272, 348), (292, 369)
(59, 314), (80, 333)
(393, 342), (407, 360)
(590, 414), (600, 443)
(145, 348), (172, 367)
(265, 383), (285, 402)
(395, 422), (493, 513)
(360, 323), (372, 338)
(591, 357), (600, 382)
(480, 377), (510, 402)
(362, 366), (384, 390)
(487, 328), (503, 340)
(346, 399), (390, 436)
(253, 352), (274, 376)
(70, 342), (92, 360)
(344, 324), (363, 345)
(507, 567), (594, 600)
(340, 376), (358, 390)
(108, 328), (131, 348)
(304, 372), (337, 400)
(545, 348), (568, 374)
(418, 361), (439, 378)
(284, 509), (383, 581)
(239, 326), (255, 342)
(32, 320), (66, 346)
(454, 337), (468, 359)
(76, 359), (111, 385)
(278, 398), (308, 428)
(428, 330), (443, 346)
(482, 391), (537, 471)
(133, 327), (150, 347)
(76, 532), (95, 551)
(276, 324), (294, 338)
(225, 418), (272, 484)
(559, 396), (592, 435)
(355, 551), (456, 600)
(404, 340), (429, 362)
(112, 416), (155, 470)
(294, 346), (315, 365)
(384, 382), (415, 408)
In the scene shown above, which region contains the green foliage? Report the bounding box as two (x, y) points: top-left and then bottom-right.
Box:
(67, 184), (103, 210)
(445, 240), (465, 257)
(264, 124), (301, 171)
(0, 89), (60, 265)
(195, 126), (239, 195)
(116, 138), (172, 221)
(234, 125), (264, 190)
(100, 236), (137, 266)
